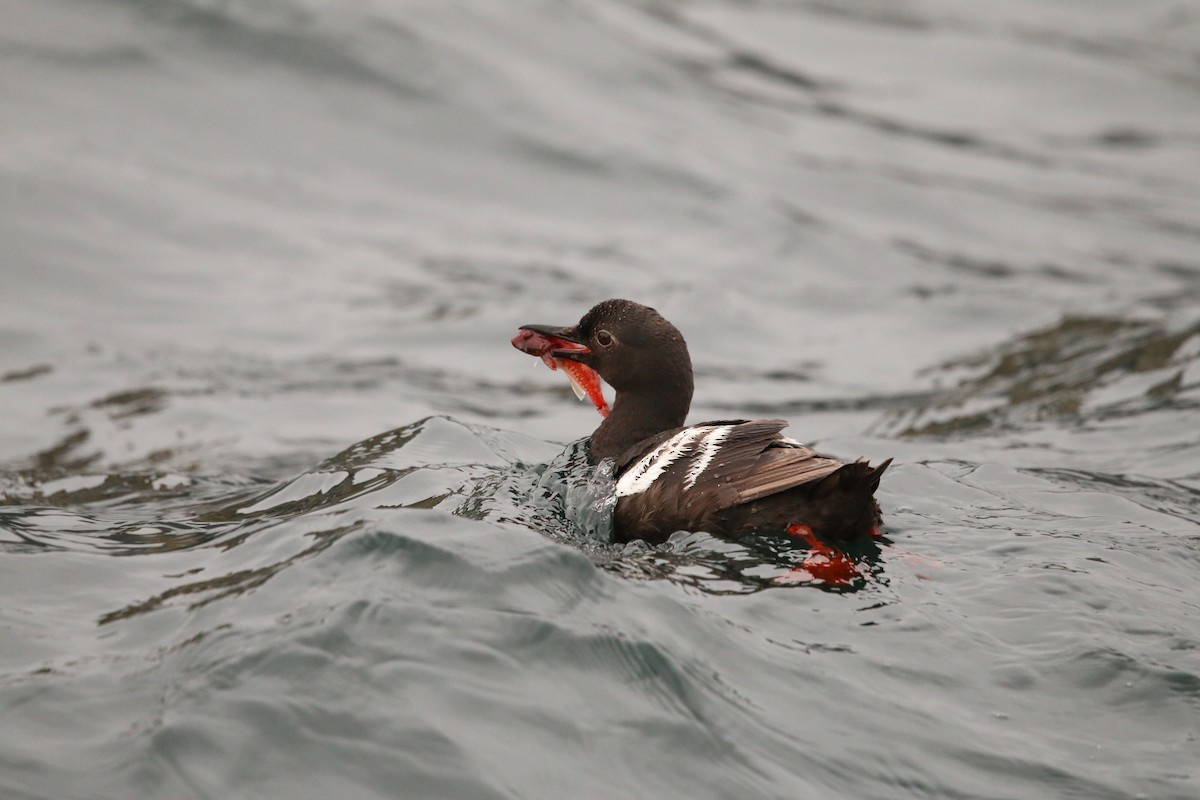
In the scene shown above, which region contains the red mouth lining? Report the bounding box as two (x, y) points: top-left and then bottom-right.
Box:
(511, 329), (609, 417)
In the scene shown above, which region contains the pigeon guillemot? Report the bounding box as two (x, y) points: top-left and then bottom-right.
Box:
(512, 299), (891, 545)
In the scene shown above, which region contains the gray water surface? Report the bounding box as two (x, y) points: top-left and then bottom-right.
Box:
(2, 1), (1199, 798)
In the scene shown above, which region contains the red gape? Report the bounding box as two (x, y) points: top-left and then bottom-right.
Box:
(511, 329), (609, 417)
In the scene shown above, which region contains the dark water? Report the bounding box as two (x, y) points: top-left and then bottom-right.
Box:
(3, 1), (1200, 798)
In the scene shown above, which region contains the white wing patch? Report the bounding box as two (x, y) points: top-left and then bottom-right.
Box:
(615, 427), (707, 497)
(684, 425), (733, 489)
(615, 425), (738, 497)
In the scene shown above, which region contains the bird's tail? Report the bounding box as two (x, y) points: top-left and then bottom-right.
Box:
(811, 457), (892, 499)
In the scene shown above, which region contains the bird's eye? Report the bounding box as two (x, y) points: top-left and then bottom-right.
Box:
(595, 329), (614, 347)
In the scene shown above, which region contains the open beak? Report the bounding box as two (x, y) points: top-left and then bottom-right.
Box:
(513, 324), (591, 363)
(511, 322), (610, 418)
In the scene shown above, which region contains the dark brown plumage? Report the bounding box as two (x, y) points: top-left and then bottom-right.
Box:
(517, 299), (891, 545)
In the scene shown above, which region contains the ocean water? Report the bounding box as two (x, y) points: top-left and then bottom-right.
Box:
(2, 1), (1199, 798)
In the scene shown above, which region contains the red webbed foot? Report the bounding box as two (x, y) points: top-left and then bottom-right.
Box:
(775, 523), (863, 587)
